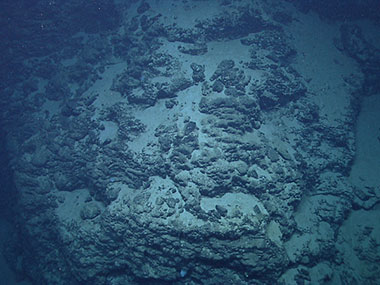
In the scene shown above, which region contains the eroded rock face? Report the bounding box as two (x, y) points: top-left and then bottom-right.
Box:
(1, 0), (379, 284)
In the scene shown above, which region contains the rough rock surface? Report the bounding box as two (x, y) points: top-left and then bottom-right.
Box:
(0, 0), (379, 284)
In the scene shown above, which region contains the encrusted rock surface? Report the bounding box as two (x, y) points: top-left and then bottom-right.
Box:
(0, 0), (379, 284)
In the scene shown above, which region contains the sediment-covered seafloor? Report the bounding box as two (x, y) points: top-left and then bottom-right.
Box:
(1, 0), (380, 284)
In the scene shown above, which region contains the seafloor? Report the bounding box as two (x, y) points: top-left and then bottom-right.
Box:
(0, 0), (380, 284)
